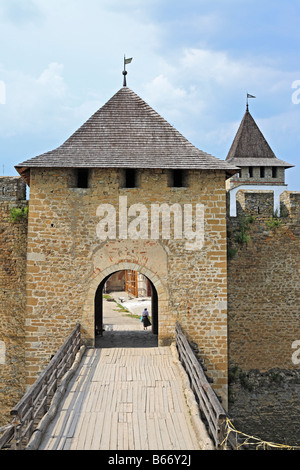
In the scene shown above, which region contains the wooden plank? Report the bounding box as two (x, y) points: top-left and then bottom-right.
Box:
(0, 425), (14, 450)
(147, 386), (155, 414)
(158, 415), (172, 450)
(65, 411), (81, 438)
(117, 418), (124, 450)
(127, 383), (133, 404)
(37, 344), (205, 451)
(165, 382), (175, 413)
(155, 383), (164, 413)
(126, 413), (135, 450)
(165, 413), (179, 449)
(137, 410), (148, 450)
(152, 413), (164, 450)
(123, 421), (130, 450)
(100, 383), (112, 413)
(146, 414), (158, 450)
(63, 437), (73, 450)
(100, 410), (112, 449)
(75, 412), (91, 450)
(132, 412), (141, 449)
(109, 412), (118, 450)
(90, 411), (105, 450)
(83, 412), (97, 450)
(170, 412), (191, 450)
(136, 384), (146, 413)
(110, 384), (119, 413)
(46, 410), (69, 438)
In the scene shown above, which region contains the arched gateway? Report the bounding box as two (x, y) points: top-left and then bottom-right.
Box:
(82, 240), (170, 346)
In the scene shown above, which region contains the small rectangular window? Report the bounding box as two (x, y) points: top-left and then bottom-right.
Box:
(173, 170), (183, 187)
(272, 167), (277, 178)
(260, 167), (265, 178)
(125, 169), (137, 188)
(169, 169), (187, 187)
(77, 169), (89, 188)
(249, 167), (253, 178)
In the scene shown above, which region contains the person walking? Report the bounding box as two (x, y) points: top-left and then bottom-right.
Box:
(141, 308), (151, 330)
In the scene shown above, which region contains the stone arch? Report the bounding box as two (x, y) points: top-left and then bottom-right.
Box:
(82, 240), (170, 346)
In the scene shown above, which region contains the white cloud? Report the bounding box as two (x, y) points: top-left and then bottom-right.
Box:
(37, 63), (67, 98)
(143, 46), (300, 117)
(139, 46), (300, 161)
(0, 0), (43, 25)
(179, 48), (298, 95)
(0, 63), (69, 137)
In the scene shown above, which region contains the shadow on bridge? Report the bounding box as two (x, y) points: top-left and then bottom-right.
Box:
(95, 329), (158, 349)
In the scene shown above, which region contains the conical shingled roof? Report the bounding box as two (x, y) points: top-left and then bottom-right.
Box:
(16, 87), (238, 184)
(226, 107), (294, 169)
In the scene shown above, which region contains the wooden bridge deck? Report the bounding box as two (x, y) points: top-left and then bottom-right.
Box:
(38, 345), (203, 451)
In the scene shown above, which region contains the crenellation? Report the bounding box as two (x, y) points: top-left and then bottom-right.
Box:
(0, 176), (26, 201)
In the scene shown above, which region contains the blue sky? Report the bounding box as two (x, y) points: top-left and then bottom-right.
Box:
(0, 0), (299, 190)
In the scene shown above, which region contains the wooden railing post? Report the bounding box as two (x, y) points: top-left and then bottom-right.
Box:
(0, 323), (82, 450)
(175, 322), (233, 449)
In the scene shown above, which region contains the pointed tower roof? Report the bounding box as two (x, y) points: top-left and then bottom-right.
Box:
(226, 107), (294, 169)
(16, 87), (238, 185)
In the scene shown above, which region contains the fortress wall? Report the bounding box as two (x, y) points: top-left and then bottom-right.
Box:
(0, 177), (27, 426)
(227, 190), (300, 445)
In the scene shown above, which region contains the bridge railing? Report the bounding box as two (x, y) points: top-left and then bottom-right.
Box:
(175, 322), (233, 449)
(0, 323), (81, 451)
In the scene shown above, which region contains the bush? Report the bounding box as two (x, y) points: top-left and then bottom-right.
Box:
(235, 215), (255, 245)
(10, 206), (28, 223)
(265, 216), (282, 230)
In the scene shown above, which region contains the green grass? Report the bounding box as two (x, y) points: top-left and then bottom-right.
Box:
(103, 294), (151, 321)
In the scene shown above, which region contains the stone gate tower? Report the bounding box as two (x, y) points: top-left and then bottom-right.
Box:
(16, 86), (237, 405)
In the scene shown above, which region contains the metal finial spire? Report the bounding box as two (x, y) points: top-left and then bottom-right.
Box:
(123, 55), (133, 87)
(246, 93), (256, 110)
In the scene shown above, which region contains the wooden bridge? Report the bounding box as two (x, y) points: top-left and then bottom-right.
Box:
(0, 322), (237, 451)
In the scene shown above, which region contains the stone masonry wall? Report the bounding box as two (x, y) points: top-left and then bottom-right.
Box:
(25, 167), (229, 405)
(0, 178), (27, 426)
(227, 190), (300, 446)
(1, 173), (300, 442)
(0, 176), (26, 202)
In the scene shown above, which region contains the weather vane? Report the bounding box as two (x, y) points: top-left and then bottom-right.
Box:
(246, 93), (256, 110)
(123, 55), (133, 87)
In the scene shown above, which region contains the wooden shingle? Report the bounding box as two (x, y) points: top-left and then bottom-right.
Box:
(16, 87), (238, 184)
(226, 107), (294, 169)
